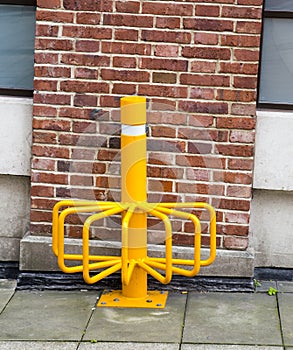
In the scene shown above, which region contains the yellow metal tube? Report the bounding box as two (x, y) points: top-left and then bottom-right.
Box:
(120, 96), (148, 299)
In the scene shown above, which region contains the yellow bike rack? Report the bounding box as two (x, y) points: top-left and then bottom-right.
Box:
(52, 96), (217, 308)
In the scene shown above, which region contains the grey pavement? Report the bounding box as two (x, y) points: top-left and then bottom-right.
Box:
(0, 279), (292, 350)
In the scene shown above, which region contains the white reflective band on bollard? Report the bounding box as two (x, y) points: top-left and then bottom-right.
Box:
(121, 124), (146, 136)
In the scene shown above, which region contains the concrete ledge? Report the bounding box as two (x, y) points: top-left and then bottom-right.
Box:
(0, 237), (20, 261)
(20, 234), (254, 277)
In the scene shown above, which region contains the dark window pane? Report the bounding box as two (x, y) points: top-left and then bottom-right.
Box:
(0, 5), (36, 91)
(265, 0), (293, 12)
(259, 18), (293, 105)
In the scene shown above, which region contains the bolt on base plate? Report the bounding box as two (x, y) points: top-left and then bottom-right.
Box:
(97, 290), (168, 308)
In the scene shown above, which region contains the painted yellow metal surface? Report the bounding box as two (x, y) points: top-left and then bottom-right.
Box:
(52, 96), (217, 308)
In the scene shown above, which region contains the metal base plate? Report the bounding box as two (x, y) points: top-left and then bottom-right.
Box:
(97, 290), (168, 308)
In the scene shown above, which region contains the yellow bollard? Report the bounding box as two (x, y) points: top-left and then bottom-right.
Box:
(52, 95), (217, 309)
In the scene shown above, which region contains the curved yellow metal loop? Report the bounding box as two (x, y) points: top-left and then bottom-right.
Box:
(140, 203), (173, 284)
(121, 204), (136, 285)
(82, 204), (128, 284)
(156, 206), (201, 277)
(158, 202), (217, 266)
(52, 200), (118, 256)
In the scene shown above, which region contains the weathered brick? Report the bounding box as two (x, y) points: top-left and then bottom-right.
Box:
(112, 83), (136, 95)
(35, 38), (73, 51)
(113, 56), (137, 68)
(196, 5), (220, 17)
(102, 41), (151, 55)
(233, 76), (257, 89)
(234, 49), (260, 62)
(36, 10), (74, 23)
(231, 103), (256, 116)
(152, 72), (177, 84)
(224, 236), (248, 250)
(103, 13), (153, 27)
(219, 62), (258, 75)
(221, 34), (260, 47)
(227, 185), (251, 198)
(236, 21), (262, 34)
(184, 18), (234, 32)
(142, 30), (191, 44)
(60, 81), (109, 93)
(36, 24), (59, 37)
(114, 29), (139, 41)
(216, 88), (256, 102)
(222, 5), (262, 19)
(179, 101), (228, 114)
(35, 66), (71, 78)
(216, 116), (256, 130)
(116, 1), (140, 13)
(155, 45), (179, 57)
(76, 12), (101, 25)
(156, 16), (181, 29)
(182, 46), (231, 60)
(64, 0), (113, 11)
(74, 94), (98, 107)
(142, 2), (193, 16)
(34, 80), (58, 92)
(217, 144), (254, 157)
(139, 57), (188, 71)
(181, 74), (230, 87)
(61, 53), (110, 67)
(101, 69), (150, 82)
(194, 32), (219, 45)
(37, 0), (61, 8)
(33, 118), (71, 132)
(138, 84), (188, 98)
(76, 40), (100, 52)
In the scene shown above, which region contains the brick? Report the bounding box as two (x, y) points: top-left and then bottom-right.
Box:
(189, 115), (214, 127)
(237, 0), (262, 4)
(75, 68), (99, 80)
(217, 144), (254, 157)
(35, 38), (73, 51)
(155, 45), (179, 57)
(156, 16), (181, 29)
(216, 116), (256, 130)
(187, 141), (212, 154)
(36, 10), (74, 23)
(153, 72), (177, 84)
(182, 46), (231, 60)
(103, 14), (153, 27)
(234, 49), (259, 62)
(114, 29), (139, 41)
(61, 53), (110, 67)
(151, 125), (176, 138)
(138, 84), (187, 98)
(72, 121), (96, 133)
(76, 40), (100, 52)
(216, 89), (256, 102)
(148, 179), (173, 192)
(230, 130), (255, 143)
(148, 139), (186, 153)
(34, 80), (58, 92)
(112, 83), (136, 95)
(34, 53), (58, 65)
(236, 21), (262, 34)
(222, 5), (262, 19)
(233, 76), (257, 89)
(34, 93), (71, 106)
(231, 103), (256, 116)
(63, 26), (112, 40)
(218, 198), (250, 211)
(219, 62), (258, 75)
(176, 154), (225, 169)
(101, 69), (149, 82)
(76, 12), (101, 25)
(70, 175), (94, 186)
(113, 56), (137, 68)
(142, 2), (193, 16)
(139, 57), (188, 71)
(37, 0), (61, 8)
(179, 101), (228, 115)
(33, 118), (71, 132)
(142, 30), (191, 44)
(36, 24), (59, 37)
(184, 18), (234, 32)
(60, 81), (109, 93)
(196, 5), (220, 17)
(228, 158), (253, 170)
(186, 168), (210, 181)
(181, 74), (230, 87)
(116, 1), (140, 13)
(191, 60), (217, 73)
(31, 185), (54, 198)
(64, 0), (113, 11)
(30, 210), (52, 222)
(102, 41), (151, 55)
(227, 185), (251, 198)
(74, 94), (98, 107)
(214, 171), (252, 184)
(225, 212), (250, 224)
(35, 66), (71, 78)
(224, 236), (248, 250)
(194, 32), (219, 45)
(31, 158), (56, 171)
(147, 166), (184, 180)
(224, 224), (249, 236)
(31, 171), (68, 185)
(221, 34), (260, 47)
(190, 87), (215, 100)
(32, 145), (70, 159)
(33, 131), (57, 144)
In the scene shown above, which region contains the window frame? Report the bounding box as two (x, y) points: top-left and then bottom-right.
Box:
(0, 0), (36, 97)
(257, 1), (293, 109)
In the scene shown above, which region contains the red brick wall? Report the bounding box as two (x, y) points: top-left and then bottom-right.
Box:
(31, 0), (263, 251)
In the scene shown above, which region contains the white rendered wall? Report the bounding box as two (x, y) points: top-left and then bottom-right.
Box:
(0, 96), (32, 261)
(251, 110), (293, 268)
(0, 96), (32, 176)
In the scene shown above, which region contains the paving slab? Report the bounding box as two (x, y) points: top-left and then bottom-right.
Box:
(255, 280), (278, 293)
(79, 342), (179, 350)
(181, 346), (283, 350)
(0, 279), (16, 313)
(183, 292), (282, 345)
(0, 290), (97, 341)
(0, 341), (78, 350)
(277, 281), (293, 293)
(278, 293), (293, 346)
(84, 292), (186, 343)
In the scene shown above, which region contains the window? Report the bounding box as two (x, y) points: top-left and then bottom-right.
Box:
(258, 0), (293, 108)
(0, 1), (36, 97)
